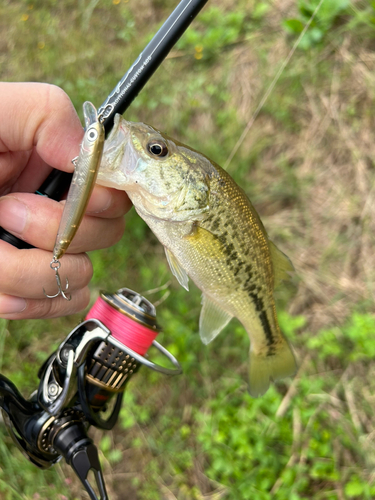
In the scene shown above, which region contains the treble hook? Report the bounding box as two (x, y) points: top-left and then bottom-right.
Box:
(43, 258), (71, 301)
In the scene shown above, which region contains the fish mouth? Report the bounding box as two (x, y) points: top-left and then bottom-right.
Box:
(104, 114), (130, 156)
(97, 115), (132, 189)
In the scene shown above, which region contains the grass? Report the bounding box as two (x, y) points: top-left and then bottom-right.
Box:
(1, 0), (375, 498)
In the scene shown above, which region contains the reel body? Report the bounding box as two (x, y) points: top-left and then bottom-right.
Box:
(0, 288), (181, 500)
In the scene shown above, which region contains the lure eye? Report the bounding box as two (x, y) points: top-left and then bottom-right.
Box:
(87, 128), (99, 142)
(147, 140), (168, 158)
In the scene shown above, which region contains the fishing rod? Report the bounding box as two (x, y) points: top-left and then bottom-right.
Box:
(0, 1), (209, 499)
(0, 0), (209, 249)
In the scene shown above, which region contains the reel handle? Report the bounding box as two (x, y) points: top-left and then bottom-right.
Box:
(53, 421), (107, 500)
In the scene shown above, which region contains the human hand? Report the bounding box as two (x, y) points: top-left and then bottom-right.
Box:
(0, 82), (131, 320)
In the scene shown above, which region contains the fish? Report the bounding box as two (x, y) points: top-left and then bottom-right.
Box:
(97, 115), (297, 397)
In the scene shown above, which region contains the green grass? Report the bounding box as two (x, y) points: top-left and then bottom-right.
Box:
(1, 0), (375, 498)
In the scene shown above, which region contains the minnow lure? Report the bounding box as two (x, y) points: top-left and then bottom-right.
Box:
(44, 101), (105, 301)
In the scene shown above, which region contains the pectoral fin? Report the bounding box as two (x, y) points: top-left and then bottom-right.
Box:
(199, 294), (233, 345)
(268, 240), (294, 288)
(164, 247), (189, 291)
(184, 224), (224, 260)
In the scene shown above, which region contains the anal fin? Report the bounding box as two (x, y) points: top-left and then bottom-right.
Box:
(199, 294), (233, 345)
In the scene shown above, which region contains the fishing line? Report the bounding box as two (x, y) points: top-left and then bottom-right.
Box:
(86, 295), (158, 355)
(224, 0), (326, 170)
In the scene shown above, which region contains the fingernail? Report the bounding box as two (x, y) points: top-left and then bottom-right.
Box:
(0, 197), (28, 236)
(0, 295), (27, 315)
(86, 186), (112, 214)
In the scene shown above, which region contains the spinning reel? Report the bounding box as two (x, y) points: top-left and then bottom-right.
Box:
(0, 288), (182, 500)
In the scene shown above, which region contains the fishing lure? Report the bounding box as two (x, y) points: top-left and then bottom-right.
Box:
(44, 101), (105, 301)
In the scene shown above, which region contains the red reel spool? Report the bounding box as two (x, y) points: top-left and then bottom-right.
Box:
(86, 288), (160, 355)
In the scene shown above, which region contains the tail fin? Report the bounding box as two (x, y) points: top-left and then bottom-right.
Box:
(248, 341), (296, 397)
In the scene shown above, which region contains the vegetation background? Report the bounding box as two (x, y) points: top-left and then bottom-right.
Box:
(1, 0), (375, 498)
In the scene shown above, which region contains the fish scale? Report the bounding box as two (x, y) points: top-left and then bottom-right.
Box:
(97, 115), (297, 397)
(200, 168), (274, 326)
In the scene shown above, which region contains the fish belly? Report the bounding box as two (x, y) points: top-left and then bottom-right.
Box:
(135, 208), (296, 397)
(137, 210), (278, 346)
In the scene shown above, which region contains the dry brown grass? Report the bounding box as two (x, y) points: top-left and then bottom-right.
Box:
(224, 13), (375, 333)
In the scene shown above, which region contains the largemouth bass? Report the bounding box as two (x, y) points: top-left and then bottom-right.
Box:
(97, 116), (296, 397)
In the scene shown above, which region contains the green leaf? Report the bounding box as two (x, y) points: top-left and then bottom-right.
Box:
(253, 2), (271, 19)
(108, 449), (123, 464)
(345, 479), (365, 497)
(283, 19), (305, 34)
(100, 435), (111, 453)
(309, 27), (323, 42)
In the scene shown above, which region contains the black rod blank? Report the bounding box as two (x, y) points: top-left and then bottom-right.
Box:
(99, 0), (208, 135)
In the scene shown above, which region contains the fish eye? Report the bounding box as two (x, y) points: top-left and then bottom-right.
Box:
(147, 140), (168, 158)
(87, 128), (98, 142)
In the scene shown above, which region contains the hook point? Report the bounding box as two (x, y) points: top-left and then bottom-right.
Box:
(44, 259), (72, 301)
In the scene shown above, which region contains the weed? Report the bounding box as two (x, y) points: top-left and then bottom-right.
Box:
(283, 0), (351, 49)
(1, 0), (375, 499)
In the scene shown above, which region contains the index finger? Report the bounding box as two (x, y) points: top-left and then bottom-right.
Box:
(0, 82), (83, 174)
